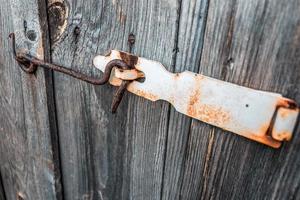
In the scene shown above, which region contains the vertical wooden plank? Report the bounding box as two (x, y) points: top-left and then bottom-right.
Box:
(0, 174), (6, 200)
(48, 0), (131, 198)
(0, 0), (60, 199)
(161, 0), (209, 199)
(0, 188), (4, 200)
(123, 1), (181, 199)
(48, 0), (181, 199)
(167, 0), (300, 199)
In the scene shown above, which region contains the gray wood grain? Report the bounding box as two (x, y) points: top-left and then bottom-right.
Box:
(46, 0), (300, 199)
(1, 0), (299, 199)
(161, 0), (209, 199)
(0, 0), (60, 199)
(0, 174), (6, 200)
(48, 0), (182, 199)
(123, 0), (181, 199)
(163, 0), (300, 199)
(48, 0), (132, 197)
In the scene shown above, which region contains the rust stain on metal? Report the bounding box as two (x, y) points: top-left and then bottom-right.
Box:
(187, 89), (230, 126)
(282, 107), (299, 118)
(197, 104), (230, 126)
(273, 131), (292, 141)
(132, 89), (158, 100)
(110, 76), (122, 86)
(186, 74), (230, 126)
(186, 75), (206, 115)
(280, 109), (290, 118)
(187, 89), (201, 116)
(194, 73), (206, 80)
(277, 97), (298, 109)
(245, 133), (281, 148)
(119, 51), (138, 68)
(114, 68), (144, 80)
(241, 123), (285, 148)
(259, 123), (270, 136)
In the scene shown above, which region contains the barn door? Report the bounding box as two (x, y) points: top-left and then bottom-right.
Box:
(1, 0), (300, 199)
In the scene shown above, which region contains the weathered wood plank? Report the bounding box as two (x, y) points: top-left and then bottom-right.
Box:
(48, 0), (300, 199)
(0, 0), (61, 199)
(0, 174), (5, 200)
(48, 0), (132, 198)
(161, 0), (209, 199)
(48, 0), (181, 199)
(123, 0), (181, 199)
(164, 0), (300, 199)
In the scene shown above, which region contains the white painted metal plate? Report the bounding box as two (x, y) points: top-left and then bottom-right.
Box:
(93, 50), (299, 148)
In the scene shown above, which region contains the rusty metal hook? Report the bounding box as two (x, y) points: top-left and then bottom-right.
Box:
(9, 32), (132, 112)
(9, 33), (37, 73)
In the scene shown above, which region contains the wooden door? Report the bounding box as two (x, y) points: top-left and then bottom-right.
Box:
(1, 0), (300, 199)
(0, 0), (61, 199)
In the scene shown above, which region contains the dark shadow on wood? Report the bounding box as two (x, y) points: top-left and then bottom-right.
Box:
(0, 171), (7, 200)
(38, 0), (64, 199)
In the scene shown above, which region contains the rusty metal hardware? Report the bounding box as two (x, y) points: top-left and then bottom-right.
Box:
(94, 50), (299, 148)
(9, 33), (142, 112)
(9, 31), (299, 148)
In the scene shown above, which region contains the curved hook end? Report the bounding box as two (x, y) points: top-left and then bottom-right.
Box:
(8, 32), (37, 73)
(9, 32), (17, 58)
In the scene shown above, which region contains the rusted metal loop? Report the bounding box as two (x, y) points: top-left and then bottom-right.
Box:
(9, 33), (37, 73)
(9, 32), (133, 112)
(111, 80), (131, 113)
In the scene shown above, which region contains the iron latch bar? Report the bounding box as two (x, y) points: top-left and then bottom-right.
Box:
(9, 33), (142, 113)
